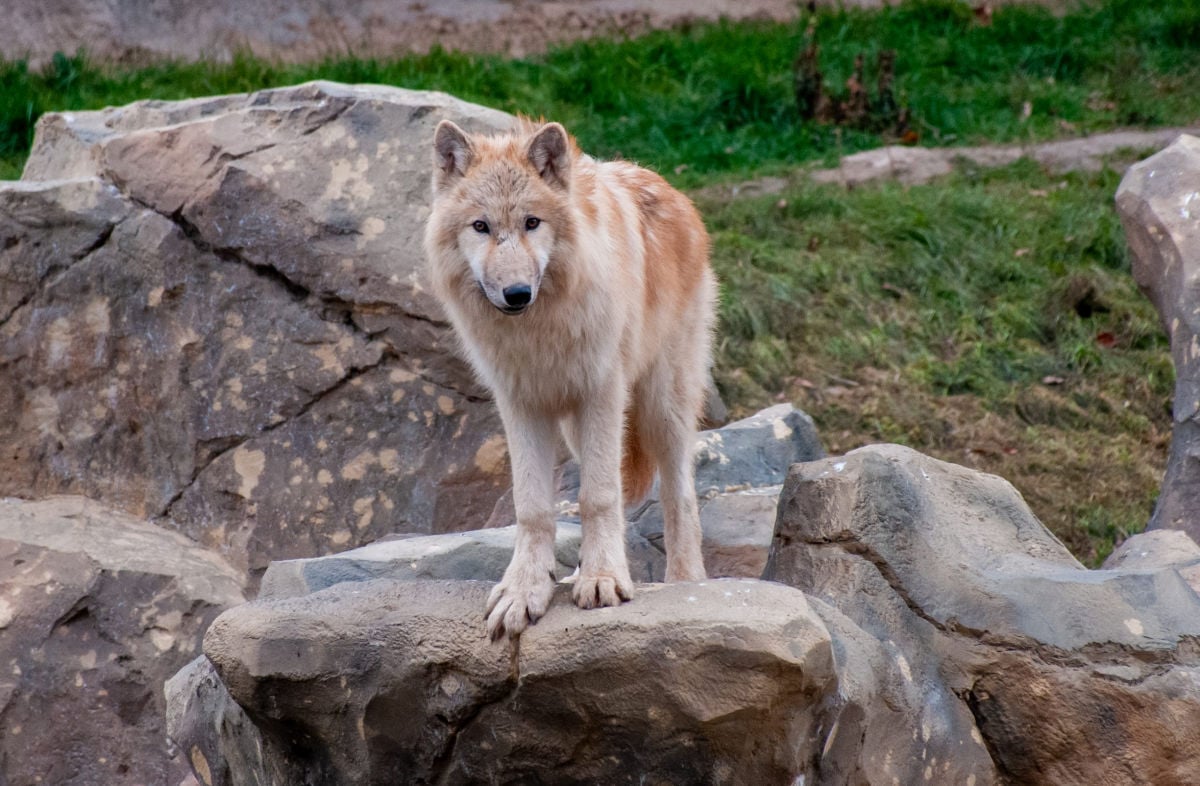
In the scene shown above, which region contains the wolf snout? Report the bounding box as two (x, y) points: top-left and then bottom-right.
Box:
(501, 284), (533, 313)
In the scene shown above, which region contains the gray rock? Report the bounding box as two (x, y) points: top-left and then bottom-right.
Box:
(190, 577), (954, 785)
(691, 403), (825, 493)
(811, 127), (1200, 187)
(1103, 529), (1200, 570)
(3, 83), (522, 581)
(1116, 134), (1200, 541)
(1104, 529), (1200, 596)
(250, 402), (821, 606)
(258, 522), (666, 600)
(766, 445), (1200, 785)
(633, 484), (782, 578)
(0, 496), (244, 786)
(165, 656), (268, 786)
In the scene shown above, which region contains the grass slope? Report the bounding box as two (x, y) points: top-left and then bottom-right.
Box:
(3, 0), (1200, 180)
(1, 0), (1193, 560)
(700, 160), (1170, 563)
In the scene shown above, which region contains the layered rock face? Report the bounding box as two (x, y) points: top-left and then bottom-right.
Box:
(170, 445), (1200, 785)
(1116, 134), (1200, 542)
(767, 446), (1200, 785)
(0, 497), (244, 786)
(2, 82), (519, 583)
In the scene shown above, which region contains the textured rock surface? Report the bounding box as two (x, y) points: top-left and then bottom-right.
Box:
(181, 578), (957, 786)
(257, 522), (666, 600)
(169, 441), (1200, 785)
(166, 656), (267, 786)
(811, 127), (1200, 187)
(2, 82), (521, 579)
(0, 496), (244, 786)
(1104, 529), (1200, 595)
(766, 445), (1200, 785)
(1116, 134), (1200, 541)
(252, 404), (825, 606)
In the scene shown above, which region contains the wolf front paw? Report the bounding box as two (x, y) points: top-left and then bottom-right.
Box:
(572, 570), (634, 610)
(485, 569), (556, 641)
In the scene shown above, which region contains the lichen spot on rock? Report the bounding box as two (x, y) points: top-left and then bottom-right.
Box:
(83, 297), (111, 336)
(341, 450), (376, 481)
(190, 746), (213, 786)
(232, 447), (266, 499)
(474, 435), (508, 476)
(361, 216), (386, 241)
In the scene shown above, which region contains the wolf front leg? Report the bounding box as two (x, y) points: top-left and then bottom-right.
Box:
(573, 377), (636, 609)
(486, 404), (560, 640)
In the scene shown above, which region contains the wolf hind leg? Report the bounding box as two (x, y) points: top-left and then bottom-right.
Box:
(486, 404), (560, 640)
(636, 360), (707, 582)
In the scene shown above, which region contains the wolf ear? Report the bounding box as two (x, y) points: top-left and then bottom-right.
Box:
(433, 120), (474, 193)
(526, 123), (572, 190)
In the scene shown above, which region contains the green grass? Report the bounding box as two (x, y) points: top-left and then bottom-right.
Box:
(3, 0), (1200, 181)
(699, 160), (1170, 563)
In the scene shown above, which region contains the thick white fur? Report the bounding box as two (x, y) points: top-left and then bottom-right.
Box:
(424, 119), (716, 639)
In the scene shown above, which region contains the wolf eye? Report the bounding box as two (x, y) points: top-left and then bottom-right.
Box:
(525, 216), (541, 231)
(472, 220), (490, 234)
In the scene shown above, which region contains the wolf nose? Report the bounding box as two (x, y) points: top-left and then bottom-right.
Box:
(502, 285), (532, 308)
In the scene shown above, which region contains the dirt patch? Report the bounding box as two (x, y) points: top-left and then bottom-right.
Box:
(5, 0), (798, 66)
(6, 0), (1086, 67)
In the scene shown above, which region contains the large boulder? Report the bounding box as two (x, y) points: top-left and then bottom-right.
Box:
(171, 577), (973, 786)
(0, 496), (245, 786)
(2, 82), (520, 581)
(1116, 134), (1200, 541)
(169, 441), (1200, 784)
(766, 445), (1200, 785)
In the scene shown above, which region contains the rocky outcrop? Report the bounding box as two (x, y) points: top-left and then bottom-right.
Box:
(0, 496), (244, 786)
(173, 578), (976, 786)
(169, 442), (1200, 784)
(766, 445), (1200, 785)
(257, 404), (821, 601)
(1116, 134), (1200, 542)
(3, 82), (520, 581)
(0, 82), (743, 786)
(7, 85), (1196, 786)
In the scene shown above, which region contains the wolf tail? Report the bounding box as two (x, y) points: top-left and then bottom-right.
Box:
(621, 412), (656, 507)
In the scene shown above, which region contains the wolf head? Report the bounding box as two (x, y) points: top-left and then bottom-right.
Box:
(427, 120), (575, 315)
